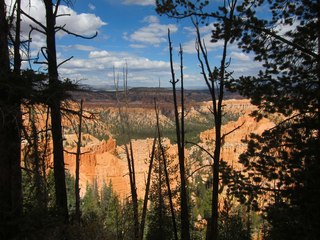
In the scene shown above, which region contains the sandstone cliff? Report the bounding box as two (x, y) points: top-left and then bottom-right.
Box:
(63, 99), (275, 200)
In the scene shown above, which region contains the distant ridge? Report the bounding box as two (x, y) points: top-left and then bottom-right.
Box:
(69, 87), (245, 107)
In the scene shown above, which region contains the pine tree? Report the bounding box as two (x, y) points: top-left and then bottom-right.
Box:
(100, 181), (122, 239)
(146, 144), (177, 240)
(229, 1), (320, 238)
(81, 181), (100, 222)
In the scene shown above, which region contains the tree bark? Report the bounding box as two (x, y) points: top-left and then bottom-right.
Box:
(43, 0), (68, 221)
(75, 99), (83, 223)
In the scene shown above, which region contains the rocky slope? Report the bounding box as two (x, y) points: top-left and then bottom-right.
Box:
(63, 99), (275, 199)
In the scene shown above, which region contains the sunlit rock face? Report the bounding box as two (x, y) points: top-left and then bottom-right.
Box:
(200, 114), (275, 170)
(62, 99), (275, 199)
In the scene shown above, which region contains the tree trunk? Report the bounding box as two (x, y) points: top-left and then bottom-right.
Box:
(0, 0), (22, 238)
(155, 100), (178, 240)
(139, 136), (156, 240)
(168, 31), (190, 240)
(75, 99), (83, 223)
(43, 0), (68, 221)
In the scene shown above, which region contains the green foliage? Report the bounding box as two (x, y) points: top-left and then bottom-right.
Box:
(228, 1), (320, 239)
(96, 107), (240, 146)
(65, 171), (76, 214)
(146, 202), (175, 240)
(99, 181), (123, 239)
(78, 180), (136, 240)
(218, 192), (251, 240)
(20, 170), (74, 239)
(81, 181), (100, 221)
(146, 144), (178, 240)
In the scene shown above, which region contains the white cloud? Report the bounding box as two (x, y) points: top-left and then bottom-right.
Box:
(129, 44), (147, 49)
(55, 5), (107, 37)
(124, 16), (178, 47)
(89, 50), (111, 58)
(230, 52), (250, 61)
(88, 3), (96, 10)
(62, 44), (97, 51)
(230, 61), (263, 77)
(58, 50), (174, 87)
(122, 0), (155, 6)
(7, 0), (107, 73)
(142, 15), (159, 24)
(182, 24), (226, 54)
(183, 37), (225, 54)
(21, 0), (107, 40)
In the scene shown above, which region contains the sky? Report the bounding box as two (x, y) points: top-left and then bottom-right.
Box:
(8, 0), (263, 89)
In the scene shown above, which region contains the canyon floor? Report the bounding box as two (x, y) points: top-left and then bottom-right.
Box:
(60, 89), (275, 200)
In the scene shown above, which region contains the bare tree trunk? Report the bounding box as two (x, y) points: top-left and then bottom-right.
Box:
(75, 99), (83, 223)
(114, 66), (139, 239)
(155, 99), (179, 240)
(139, 136), (156, 240)
(43, 0), (68, 221)
(13, 0), (21, 74)
(168, 30), (190, 240)
(41, 106), (51, 209)
(124, 140), (139, 239)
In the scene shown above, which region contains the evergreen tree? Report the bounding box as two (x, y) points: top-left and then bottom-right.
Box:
(81, 181), (100, 222)
(156, 1), (320, 238)
(100, 181), (122, 239)
(229, 1), (320, 239)
(218, 190), (251, 240)
(146, 144), (177, 240)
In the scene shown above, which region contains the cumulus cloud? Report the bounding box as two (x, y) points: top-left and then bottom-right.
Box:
(17, 0), (106, 44)
(122, 0), (155, 6)
(129, 44), (146, 49)
(181, 24), (226, 54)
(230, 60), (263, 77)
(230, 52), (250, 61)
(142, 15), (159, 24)
(7, 0), (106, 74)
(60, 44), (97, 53)
(55, 5), (107, 37)
(58, 50), (174, 86)
(89, 50), (111, 58)
(124, 16), (178, 47)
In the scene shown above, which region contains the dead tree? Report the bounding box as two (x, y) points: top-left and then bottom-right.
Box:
(155, 98), (179, 240)
(139, 136), (156, 240)
(168, 29), (190, 240)
(114, 66), (139, 239)
(21, 0), (97, 221)
(74, 99), (84, 223)
(43, 0), (69, 221)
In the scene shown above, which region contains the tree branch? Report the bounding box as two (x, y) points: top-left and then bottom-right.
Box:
(57, 56), (73, 68)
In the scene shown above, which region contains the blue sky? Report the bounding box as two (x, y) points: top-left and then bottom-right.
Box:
(12, 0), (262, 88)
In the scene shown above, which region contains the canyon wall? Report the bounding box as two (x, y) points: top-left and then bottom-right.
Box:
(63, 99), (275, 199)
